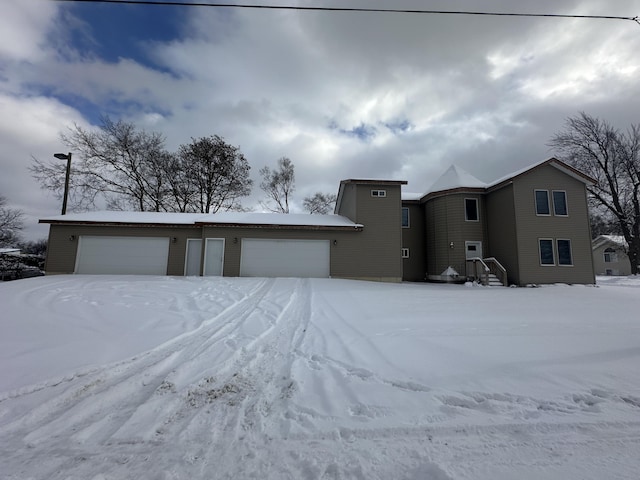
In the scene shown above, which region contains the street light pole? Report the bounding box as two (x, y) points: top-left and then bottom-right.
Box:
(53, 152), (72, 215)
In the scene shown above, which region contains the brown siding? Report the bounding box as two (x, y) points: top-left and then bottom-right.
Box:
(425, 193), (487, 278)
(44, 225), (202, 275)
(486, 184), (520, 285)
(401, 203), (426, 281)
(511, 164), (595, 284)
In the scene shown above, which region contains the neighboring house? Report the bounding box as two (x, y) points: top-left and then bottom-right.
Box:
(41, 158), (596, 285)
(592, 235), (632, 276)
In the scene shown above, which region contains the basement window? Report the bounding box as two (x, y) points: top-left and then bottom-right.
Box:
(371, 189), (387, 198)
(401, 248), (410, 258)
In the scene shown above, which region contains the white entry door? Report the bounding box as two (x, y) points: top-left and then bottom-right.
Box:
(465, 241), (483, 260)
(204, 238), (224, 276)
(184, 239), (202, 276)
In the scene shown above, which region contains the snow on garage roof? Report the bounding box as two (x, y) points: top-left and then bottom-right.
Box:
(40, 211), (363, 228)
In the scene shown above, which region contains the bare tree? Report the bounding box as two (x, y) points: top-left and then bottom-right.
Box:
(260, 157), (295, 213)
(303, 192), (337, 214)
(177, 136), (252, 213)
(30, 117), (170, 212)
(0, 196), (24, 247)
(549, 112), (640, 274)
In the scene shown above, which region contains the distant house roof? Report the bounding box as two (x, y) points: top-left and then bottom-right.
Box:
(0, 248), (20, 255)
(592, 235), (628, 250)
(39, 211), (363, 230)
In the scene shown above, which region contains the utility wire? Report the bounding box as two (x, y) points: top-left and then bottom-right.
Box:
(52, 0), (640, 26)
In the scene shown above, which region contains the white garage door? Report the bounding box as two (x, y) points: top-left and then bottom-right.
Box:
(240, 239), (330, 278)
(75, 236), (170, 275)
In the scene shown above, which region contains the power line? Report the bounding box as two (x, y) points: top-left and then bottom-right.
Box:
(52, 0), (640, 26)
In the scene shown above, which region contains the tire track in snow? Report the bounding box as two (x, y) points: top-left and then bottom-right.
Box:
(0, 278), (280, 445)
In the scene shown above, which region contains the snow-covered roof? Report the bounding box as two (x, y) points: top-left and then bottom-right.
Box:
(488, 158), (595, 188)
(401, 192), (423, 201)
(40, 211), (363, 228)
(424, 165), (487, 195)
(592, 235), (627, 249)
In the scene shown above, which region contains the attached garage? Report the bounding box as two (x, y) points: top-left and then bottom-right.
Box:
(75, 236), (170, 275)
(240, 238), (330, 278)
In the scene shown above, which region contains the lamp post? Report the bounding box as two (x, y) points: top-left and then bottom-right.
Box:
(53, 152), (72, 215)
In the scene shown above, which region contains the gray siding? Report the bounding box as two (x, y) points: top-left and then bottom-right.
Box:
(511, 164), (595, 284)
(45, 225), (202, 275)
(425, 193), (487, 278)
(486, 184), (520, 285)
(401, 203), (426, 281)
(336, 183), (357, 222)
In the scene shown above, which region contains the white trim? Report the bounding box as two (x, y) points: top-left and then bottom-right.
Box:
(552, 190), (568, 216)
(557, 238), (573, 266)
(203, 238), (225, 276)
(464, 197), (479, 222)
(538, 238), (555, 266)
(371, 189), (387, 198)
(402, 207), (410, 228)
(534, 189), (551, 216)
(401, 248), (410, 258)
(464, 240), (483, 260)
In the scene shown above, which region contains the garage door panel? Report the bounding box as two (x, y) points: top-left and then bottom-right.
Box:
(75, 236), (170, 275)
(240, 239), (329, 278)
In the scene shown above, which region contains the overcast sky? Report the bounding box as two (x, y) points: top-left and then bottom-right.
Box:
(1, 0), (639, 240)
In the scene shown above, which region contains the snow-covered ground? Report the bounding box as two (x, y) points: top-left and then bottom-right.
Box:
(1, 275), (639, 480)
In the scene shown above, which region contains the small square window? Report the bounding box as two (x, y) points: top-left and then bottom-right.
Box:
(557, 239), (572, 265)
(401, 248), (410, 258)
(539, 239), (554, 265)
(402, 207), (410, 228)
(552, 191), (568, 216)
(535, 190), (550, 215)
(371, 189), (386, 198)
(465, 198), (478, 221)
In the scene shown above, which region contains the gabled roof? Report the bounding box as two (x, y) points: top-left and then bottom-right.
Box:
(488, 157), (596, 191)
(40, 211), (363, 230)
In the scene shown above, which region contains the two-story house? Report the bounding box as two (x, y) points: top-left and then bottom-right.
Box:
(40, 158), (595, 285)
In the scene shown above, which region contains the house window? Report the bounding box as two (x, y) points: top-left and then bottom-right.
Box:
(557, 239), (573, 266)
(465, 198), (479, 221)
(401, 248), (410, 258)
(539, 239), (555, 265)
(604, 247), (617, 263)
(535, 190), (550, 215)
(402, 207), (410, 228)
(371, 189), (386, 198)
(552, 191), (568, 216)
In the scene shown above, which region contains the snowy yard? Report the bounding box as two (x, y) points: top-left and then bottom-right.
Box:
(1, 275), (639, 480)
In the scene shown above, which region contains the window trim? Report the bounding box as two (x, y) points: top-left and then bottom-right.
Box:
(401, 248), (410, 258)
(402, 207), (410, 228)
(557, 238), (573, 266)
(371, 189), (387, 198)
(535, 189), (551, 216)
(603, 247), (617, 263)
(552, 190), (568, 216)
(464, 198), (479, 222)
(538, 238), (555, 266)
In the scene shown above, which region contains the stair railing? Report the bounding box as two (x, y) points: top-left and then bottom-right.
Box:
(467, 257), (507, 286)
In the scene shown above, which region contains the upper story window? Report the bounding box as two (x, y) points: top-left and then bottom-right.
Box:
(552, 190), (568, 216)
(371, 189), (386, 198)
(535, 190), (550, 215)
(402, 207), (410, 227)
(604, 247), (618, 263)
(465, 198), (479, 221)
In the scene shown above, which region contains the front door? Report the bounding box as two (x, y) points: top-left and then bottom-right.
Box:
(204, 238), (225, 276)
(185, 239), (202, 276)
(465, 241), (483, 277)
